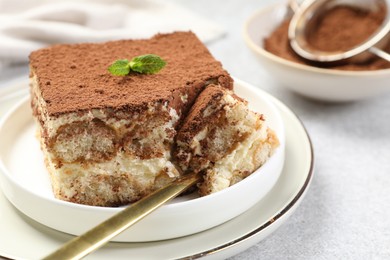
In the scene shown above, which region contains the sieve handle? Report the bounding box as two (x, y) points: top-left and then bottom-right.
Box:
(369, 47), (390, 62)
(288, 0), (300, 13)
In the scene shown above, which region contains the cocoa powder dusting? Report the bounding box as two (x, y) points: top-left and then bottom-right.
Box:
(29, 32), (233, 116)
(264, 6), (390, 70)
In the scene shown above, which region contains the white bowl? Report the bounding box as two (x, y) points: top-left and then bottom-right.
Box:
(0, 78), (285, 242)
(243, 3), (390, 102)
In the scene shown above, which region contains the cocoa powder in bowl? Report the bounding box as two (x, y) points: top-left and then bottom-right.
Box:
(264, 5), (390, 70)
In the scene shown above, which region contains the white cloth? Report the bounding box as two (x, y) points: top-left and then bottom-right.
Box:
(0, 0), (225, 64)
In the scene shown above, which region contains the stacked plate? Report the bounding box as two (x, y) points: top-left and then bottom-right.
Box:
(0, 78), (313, 259)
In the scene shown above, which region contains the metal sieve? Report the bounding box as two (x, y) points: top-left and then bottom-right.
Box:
(288, 0), (390, 63)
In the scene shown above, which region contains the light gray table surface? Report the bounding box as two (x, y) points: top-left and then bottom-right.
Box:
(1, 0), (390, 259)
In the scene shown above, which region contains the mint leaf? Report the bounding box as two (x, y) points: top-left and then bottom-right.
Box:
(108, 59), (131, 76)
(129, 54), (166, 74)
(108, 55), (166, 76)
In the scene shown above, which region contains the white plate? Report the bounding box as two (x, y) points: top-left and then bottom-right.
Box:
(0, 78), (285, 242)
(0, 80), (313, 259)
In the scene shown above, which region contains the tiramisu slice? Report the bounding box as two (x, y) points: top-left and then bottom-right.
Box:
(29, 32), (232, 206)
(174, 84), (279, 195)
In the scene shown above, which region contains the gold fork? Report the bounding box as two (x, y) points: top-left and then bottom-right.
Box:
(43, 172), (202, 260)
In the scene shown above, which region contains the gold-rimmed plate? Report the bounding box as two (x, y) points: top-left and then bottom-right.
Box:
(0, 79), (313, 259)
